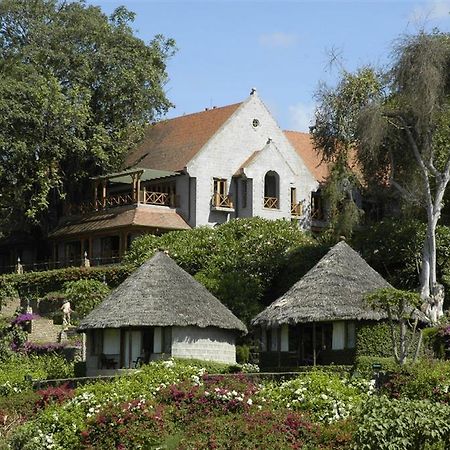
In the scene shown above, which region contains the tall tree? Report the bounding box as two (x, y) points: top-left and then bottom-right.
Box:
(0, 0), (176, 235)
(312, 31), (450, 323)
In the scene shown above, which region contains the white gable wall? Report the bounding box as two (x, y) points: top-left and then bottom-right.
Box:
(186, 92), (318, 227)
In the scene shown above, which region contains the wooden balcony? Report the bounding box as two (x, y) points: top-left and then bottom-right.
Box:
(143, 191), (178, 207)
(264, 197), (279, 209)
(66, 191), (178, 216)
(211, 193), (234, 211)
(291, 202), (302, 216)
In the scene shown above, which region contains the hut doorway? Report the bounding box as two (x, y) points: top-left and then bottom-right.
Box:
(289, 323), (332, 365)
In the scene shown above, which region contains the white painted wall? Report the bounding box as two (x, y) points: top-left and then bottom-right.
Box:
(186, 92), (318, 227)
(171, 326), (237, 364)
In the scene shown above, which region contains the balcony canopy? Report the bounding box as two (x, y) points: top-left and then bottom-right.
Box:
(90, 168), (179, 185)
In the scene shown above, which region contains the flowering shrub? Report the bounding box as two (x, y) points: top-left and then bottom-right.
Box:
(35, 384), (74, 411)
(13, 341), (68, 356)
(11, 313), (40, 326)
(259, 371), (372, 423)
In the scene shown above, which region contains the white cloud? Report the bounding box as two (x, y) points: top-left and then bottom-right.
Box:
(259, 32), (297, 49)
(288, 102), (316, 132)
(410, 1), (450, 23)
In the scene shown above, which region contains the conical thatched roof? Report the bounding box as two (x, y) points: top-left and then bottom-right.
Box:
(79, 252), (247, 333)
(252, 241), (391, 327)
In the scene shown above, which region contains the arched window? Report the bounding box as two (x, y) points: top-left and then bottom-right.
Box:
(264, 171), (279, 209)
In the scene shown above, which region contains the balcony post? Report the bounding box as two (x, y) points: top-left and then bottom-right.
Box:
(101, 180), (107, 209)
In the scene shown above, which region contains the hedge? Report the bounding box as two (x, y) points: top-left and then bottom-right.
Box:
(0, 264), (133, 301)
(356, 322), (425, 359)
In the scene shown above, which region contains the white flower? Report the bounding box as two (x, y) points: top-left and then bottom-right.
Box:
(247, 398), (253, 405)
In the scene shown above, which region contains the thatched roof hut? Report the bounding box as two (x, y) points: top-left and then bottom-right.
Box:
(79, 251), (247, 334)
(252, 241), (390, 328)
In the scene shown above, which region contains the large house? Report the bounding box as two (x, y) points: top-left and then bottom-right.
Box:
(1, 90), (328, 271)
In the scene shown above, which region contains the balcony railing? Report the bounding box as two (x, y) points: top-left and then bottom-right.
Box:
(211, 193), (234, 209)
(66, 191), (178, 216)
(264, 197), (279, 209)
(143, 191), (178, 207)
(291, 202), (302, 216)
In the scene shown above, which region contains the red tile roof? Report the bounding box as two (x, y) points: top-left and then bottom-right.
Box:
(124, 103), (242, 172)
(49, 205), (190, 238)
(284, 131), (329, 183)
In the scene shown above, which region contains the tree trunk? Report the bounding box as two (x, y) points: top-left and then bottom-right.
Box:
(419, 200), (445, 323)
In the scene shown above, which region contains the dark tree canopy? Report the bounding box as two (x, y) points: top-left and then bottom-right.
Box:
(0, 0), (176, 235)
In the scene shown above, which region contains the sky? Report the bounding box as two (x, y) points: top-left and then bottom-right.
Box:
(86, 0), (450, 131)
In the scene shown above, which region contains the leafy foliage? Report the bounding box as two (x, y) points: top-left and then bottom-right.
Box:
(0, 0), (176, 234)
(63, 279), (110, 319)
(354, 395), (450, 450)
(0, 264), (132, 302)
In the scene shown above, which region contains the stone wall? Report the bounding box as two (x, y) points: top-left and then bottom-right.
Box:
(171, 326), (237, 364)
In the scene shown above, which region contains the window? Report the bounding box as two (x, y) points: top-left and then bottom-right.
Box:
(291, 187), (301, 216)
(264, 171), (279, 209)
(212, 178), (233, 208)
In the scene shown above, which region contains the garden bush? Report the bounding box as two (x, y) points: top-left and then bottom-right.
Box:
(0, 355), (74, 396)
(354, 356), (399, 378)
(63, 279), (110, 319)
(380, 359), (450, 402)
(0, 264), (132, 302)
(8, 361), (359, 449)
(354, 395), (450, 449)
(356, 322), (425, 359)
(258, 370), (372, 423)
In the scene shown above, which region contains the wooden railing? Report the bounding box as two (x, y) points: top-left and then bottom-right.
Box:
(104, 193), (134, 208)
(264, 197), (279, 209)
(291, 202), (302, 216)
(66, 191), (178, 216)
(212, 192), (233, 209)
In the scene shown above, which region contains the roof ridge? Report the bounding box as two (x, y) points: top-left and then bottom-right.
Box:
(150, 102), (243, 126)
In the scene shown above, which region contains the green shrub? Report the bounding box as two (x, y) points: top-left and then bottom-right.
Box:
(354, 356), (399, 378)
(0, 355), (74, 396)
(0, 264), (132, 302)
(236, 345), (250, 363)
(259, 370), (371, 423)
(354, 395), (450, 449)
(380, 359), (450, 402)
(356, 322), (424, 359)
(63, 279), (110, 319)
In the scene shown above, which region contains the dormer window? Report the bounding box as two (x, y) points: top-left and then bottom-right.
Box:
(264, 171), (279, 209)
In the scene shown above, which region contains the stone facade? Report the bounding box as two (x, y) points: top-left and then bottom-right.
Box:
(186, 91), (318, 227)
(171, 326), (237, 364)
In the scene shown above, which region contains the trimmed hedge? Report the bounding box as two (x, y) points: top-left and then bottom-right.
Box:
(0, 264), (133, 300)
(356, 322), (425, 359)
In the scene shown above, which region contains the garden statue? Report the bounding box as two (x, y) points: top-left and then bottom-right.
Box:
(61, 301), (72, 326)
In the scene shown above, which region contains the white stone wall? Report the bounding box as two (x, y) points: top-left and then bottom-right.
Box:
(171, 326), (237, 364)
(186, 92), (318, 226)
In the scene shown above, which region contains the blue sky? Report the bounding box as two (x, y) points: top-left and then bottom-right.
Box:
(87, 0), (450, 131)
